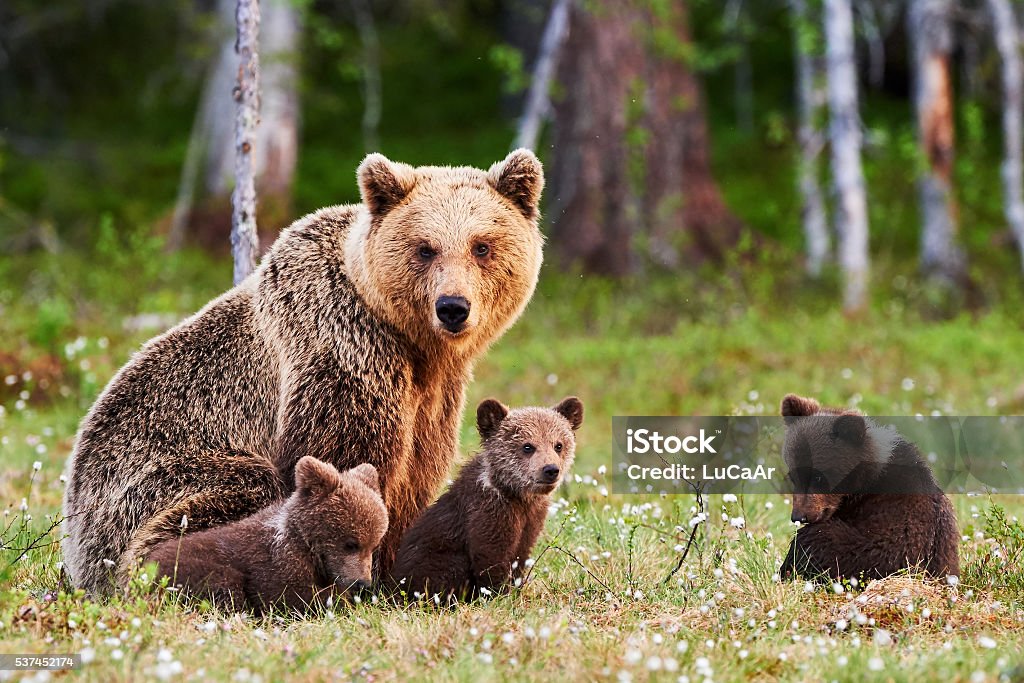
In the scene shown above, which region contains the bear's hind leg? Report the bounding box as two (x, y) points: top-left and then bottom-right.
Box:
(117, 450), (283, 586)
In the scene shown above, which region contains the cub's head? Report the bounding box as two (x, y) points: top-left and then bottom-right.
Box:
(289, 457), (388, 592)
(780, 394), (898, 524)
(476, 396), (584, 496)
(347, 149), (545, 355)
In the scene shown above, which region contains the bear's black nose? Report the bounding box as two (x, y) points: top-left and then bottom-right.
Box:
(541, 464), (560, 483)
(352, 579), (372, 592)
(435, 296), (470, 332)
(791, 512), (807, 524)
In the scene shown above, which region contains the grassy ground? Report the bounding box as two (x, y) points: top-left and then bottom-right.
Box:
(2, 246), (1024, 682)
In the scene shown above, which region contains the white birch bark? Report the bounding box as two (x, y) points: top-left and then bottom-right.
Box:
(791, 0), (830, 276)
(231, 0), (260, 285)
(350, 0), (382, 153)
(514, 0), (571, 151)
(825, 0), (869, 311)
(909, 0), (961, 283)
(989, 0), (1024, 271)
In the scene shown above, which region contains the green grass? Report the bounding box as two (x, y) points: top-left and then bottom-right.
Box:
(1, 246), (1024, 681)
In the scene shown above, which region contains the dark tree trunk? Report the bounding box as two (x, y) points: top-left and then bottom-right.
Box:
(548, 0), (740, 275)
(548, 1), (646, 276)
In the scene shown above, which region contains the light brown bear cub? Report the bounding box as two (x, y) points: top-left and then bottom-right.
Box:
(390, 397), (583, 600)
(149, 457), (387, 614)
(778, 393), (959, 581)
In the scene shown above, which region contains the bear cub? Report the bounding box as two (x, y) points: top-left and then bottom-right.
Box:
(778, 393), (959, 582)
(149, 457), (388, 613)
(390, 396), (584, 600)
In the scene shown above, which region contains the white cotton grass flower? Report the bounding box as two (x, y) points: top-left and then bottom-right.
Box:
(979, 636), (997, 649)
(729, 516), (745, 528)
(32, 461), (42, 471)
(868, 657), (885, 672)
(180, 515), (188, 530)
(722, 493), (738, 503)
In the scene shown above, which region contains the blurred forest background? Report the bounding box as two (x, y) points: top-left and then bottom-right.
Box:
(4, 0), (1024, 306)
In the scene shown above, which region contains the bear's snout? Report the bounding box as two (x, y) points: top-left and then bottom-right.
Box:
(540, 464), (560, 484)
(435, 296), (471, 332)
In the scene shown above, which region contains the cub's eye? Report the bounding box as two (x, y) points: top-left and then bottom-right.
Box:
(343, 540), (360, 552)
(473, 243), (490, 258)
(554, 443), (563, 453)
(811, 473), (826, 487)
(522, 443), (535, 454)
(418, 245), (437, 260)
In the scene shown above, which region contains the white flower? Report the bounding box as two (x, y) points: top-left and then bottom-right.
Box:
(598, 465), (607, 476)
(180, 515), (188, 530)
(979, 636), (997, 649)
(729, 516), (745, 528)
(645, 656), (662, 671)
(873, 630), (892, 646)
(868, 657), (884, 671)
(111, 649), (124, 661)
(946, 575), (959, 586)
(624, 649), (643, 665)
(32, 461), (42, 471)
(722, 493), (738, 503)
(80, 647), (95, 664)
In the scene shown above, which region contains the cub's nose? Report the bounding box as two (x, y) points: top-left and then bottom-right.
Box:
(435, 296), (470, 332)
(791, 512), (807, 524)
(352, 579), (372, 593)
(540, 464), (560, 484)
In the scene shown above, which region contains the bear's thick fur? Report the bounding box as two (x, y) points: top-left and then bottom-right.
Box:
(62, 150), (545, 593)
(778, 393), (960, 581)
(148, 458), (387, 614)
(389, 397), (582, 600)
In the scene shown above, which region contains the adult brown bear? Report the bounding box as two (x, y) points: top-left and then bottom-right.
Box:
(62, 150), (545, 594)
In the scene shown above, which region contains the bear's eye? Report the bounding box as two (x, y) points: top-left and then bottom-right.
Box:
(554, 442), (563, 453)
(473, 243), (490, 258)
(342, 540), (360, 552)
(417, 245), (437, 261)
(522, 443), (535, 454)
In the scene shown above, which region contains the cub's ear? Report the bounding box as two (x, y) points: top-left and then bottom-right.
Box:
(347, 463), (381, 495)
(357, 153), (417, 216)
(781, 393), (820, 423)
(487, 148), (544, 220)
(295, 456), (343, 498)
(554, 396), (584, 431)
(477, 399), (510, 440)
(831, 414), (866, 446)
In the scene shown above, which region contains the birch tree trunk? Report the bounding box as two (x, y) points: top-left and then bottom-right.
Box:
(824, 0), (869, 312)
(988, 0), (1024, 271)
(909, 0), (962, 284)
(514, 0), (571, 151)
(791, 0), (830, 276)
(232, 0), (260, 285)
(350, 0), (382, 153)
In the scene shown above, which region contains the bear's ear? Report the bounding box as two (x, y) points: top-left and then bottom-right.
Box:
(781, 393), (820, 423)
(487, 148), (544, 220)
(554, 396), (584, 431)
(357, 153), (417, 216)
(477, 399), (510, 440)
(347, 463), (381, 495)
(295, 456), (342, 498)
(831, 414), (866, 447)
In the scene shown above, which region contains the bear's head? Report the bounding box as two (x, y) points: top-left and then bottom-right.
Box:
(476, 396), (584, 496)
(288, 457), (388, 592)
(780, 393), (898, 524)
(346, 149), (545, 357)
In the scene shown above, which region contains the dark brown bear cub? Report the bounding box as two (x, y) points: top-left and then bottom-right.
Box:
(390, 396), (583, 600)
(778, 393), (959, 582)
(149, 458), (387, 614)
